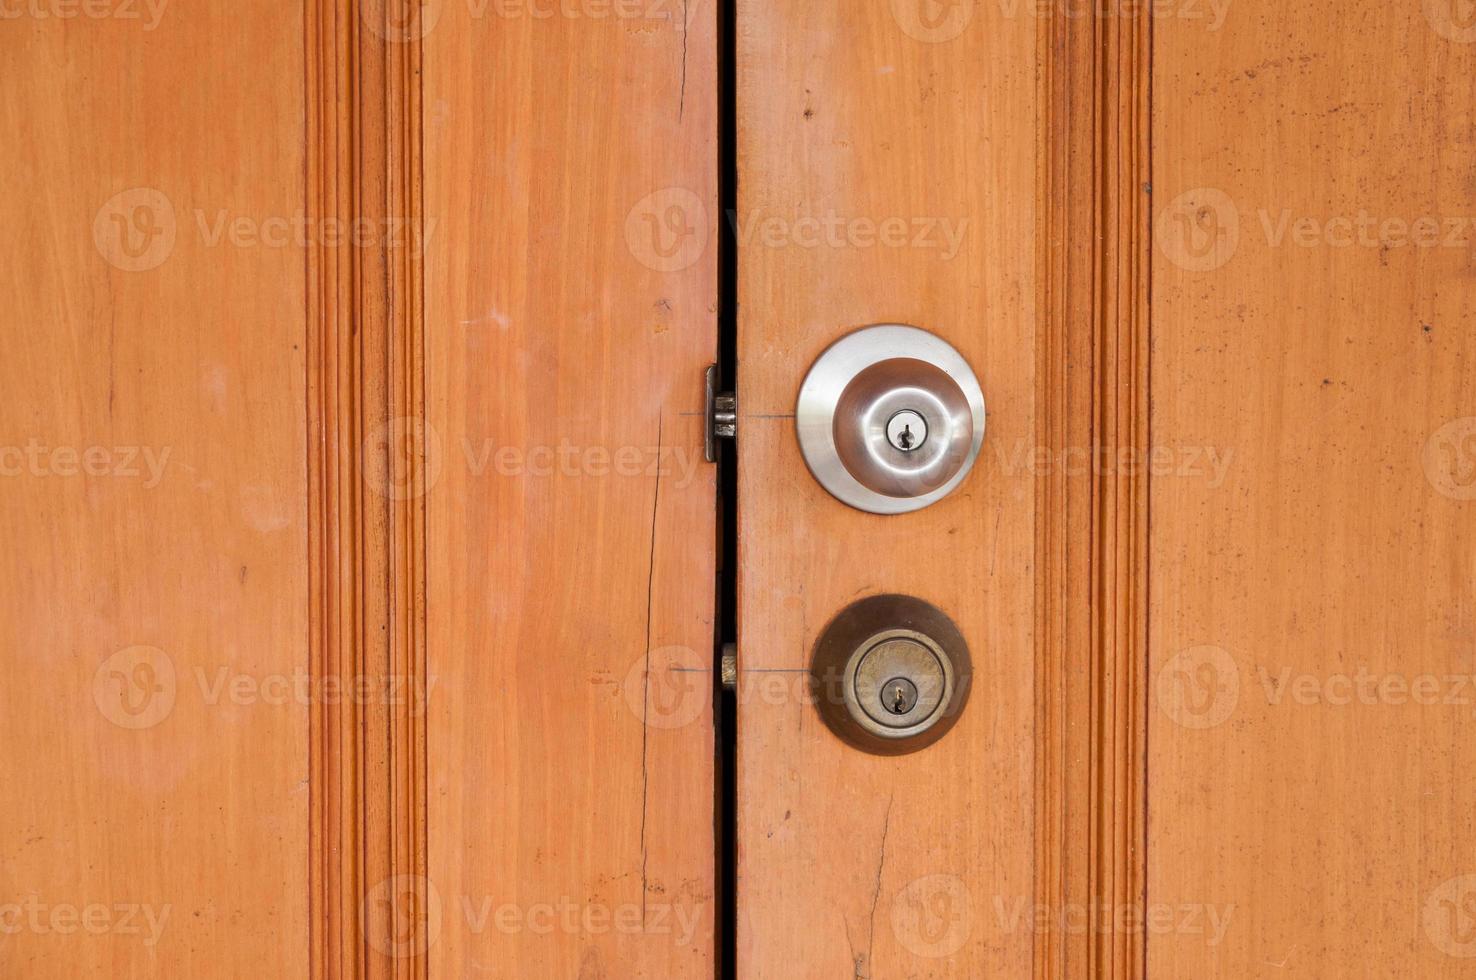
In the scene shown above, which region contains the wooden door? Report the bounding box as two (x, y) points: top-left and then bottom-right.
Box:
(5, 0), (1473, 978)
(2, 1), (717, 977)
(1148, 3), (1476, 977)
(3, 8), (312, 976)
(733, 1), (1476, 979)
(422, 1), (719, 976)
(733, 2), (1039, 977)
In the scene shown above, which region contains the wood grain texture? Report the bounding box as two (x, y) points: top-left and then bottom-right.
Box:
(423, 0), (719, 976)
(1150, 0), (1476, 975)
(1037, 6), (1150, 979)
(735, 2), (1037, 976)
(0, 6), (310, 977)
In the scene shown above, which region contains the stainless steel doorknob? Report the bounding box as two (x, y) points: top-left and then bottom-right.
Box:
(796, 325), (986, 514)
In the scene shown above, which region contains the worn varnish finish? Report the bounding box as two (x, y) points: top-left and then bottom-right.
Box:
(735, 2), (1038, 976)
(423, 2), (719, 977)
(0, 8), (310, 977)
(1150, 2), (1476, 976)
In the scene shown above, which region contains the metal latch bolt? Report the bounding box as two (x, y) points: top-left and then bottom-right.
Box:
(705, 364), (736, 462)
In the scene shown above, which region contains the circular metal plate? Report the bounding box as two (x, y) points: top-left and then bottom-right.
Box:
(810, 594), (973, 756)
(796, 325), (986, 515)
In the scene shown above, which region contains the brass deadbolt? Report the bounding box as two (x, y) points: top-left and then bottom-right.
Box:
(809, 594), (973, 756)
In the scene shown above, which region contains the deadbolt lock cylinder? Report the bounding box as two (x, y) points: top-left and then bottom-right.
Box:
(809, 594), (973, 756)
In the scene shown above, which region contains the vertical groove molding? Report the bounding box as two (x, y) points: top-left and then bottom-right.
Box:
(309, 0), (429, 977)
(1036, 5), (1150, 979)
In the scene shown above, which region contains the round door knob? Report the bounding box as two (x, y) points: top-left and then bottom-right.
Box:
(809, 594), (973, 756)
(796, 324), (986, 514)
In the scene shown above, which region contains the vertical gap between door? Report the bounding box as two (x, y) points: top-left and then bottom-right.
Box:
(714, 0), (739, 974)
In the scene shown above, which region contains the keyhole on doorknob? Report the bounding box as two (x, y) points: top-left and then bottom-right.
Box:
(883, 677), (919, 715)
(885, 410), (928, 453)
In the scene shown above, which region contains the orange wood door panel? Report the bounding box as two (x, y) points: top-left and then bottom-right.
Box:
(734, 2), (1039, 976)
(2, 1), (725, 976)
(1149, 1), (1476, 976)
(1, 8), (310, 977)
(10, 1), (1473, 977)
(423, 1), (719, 976)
